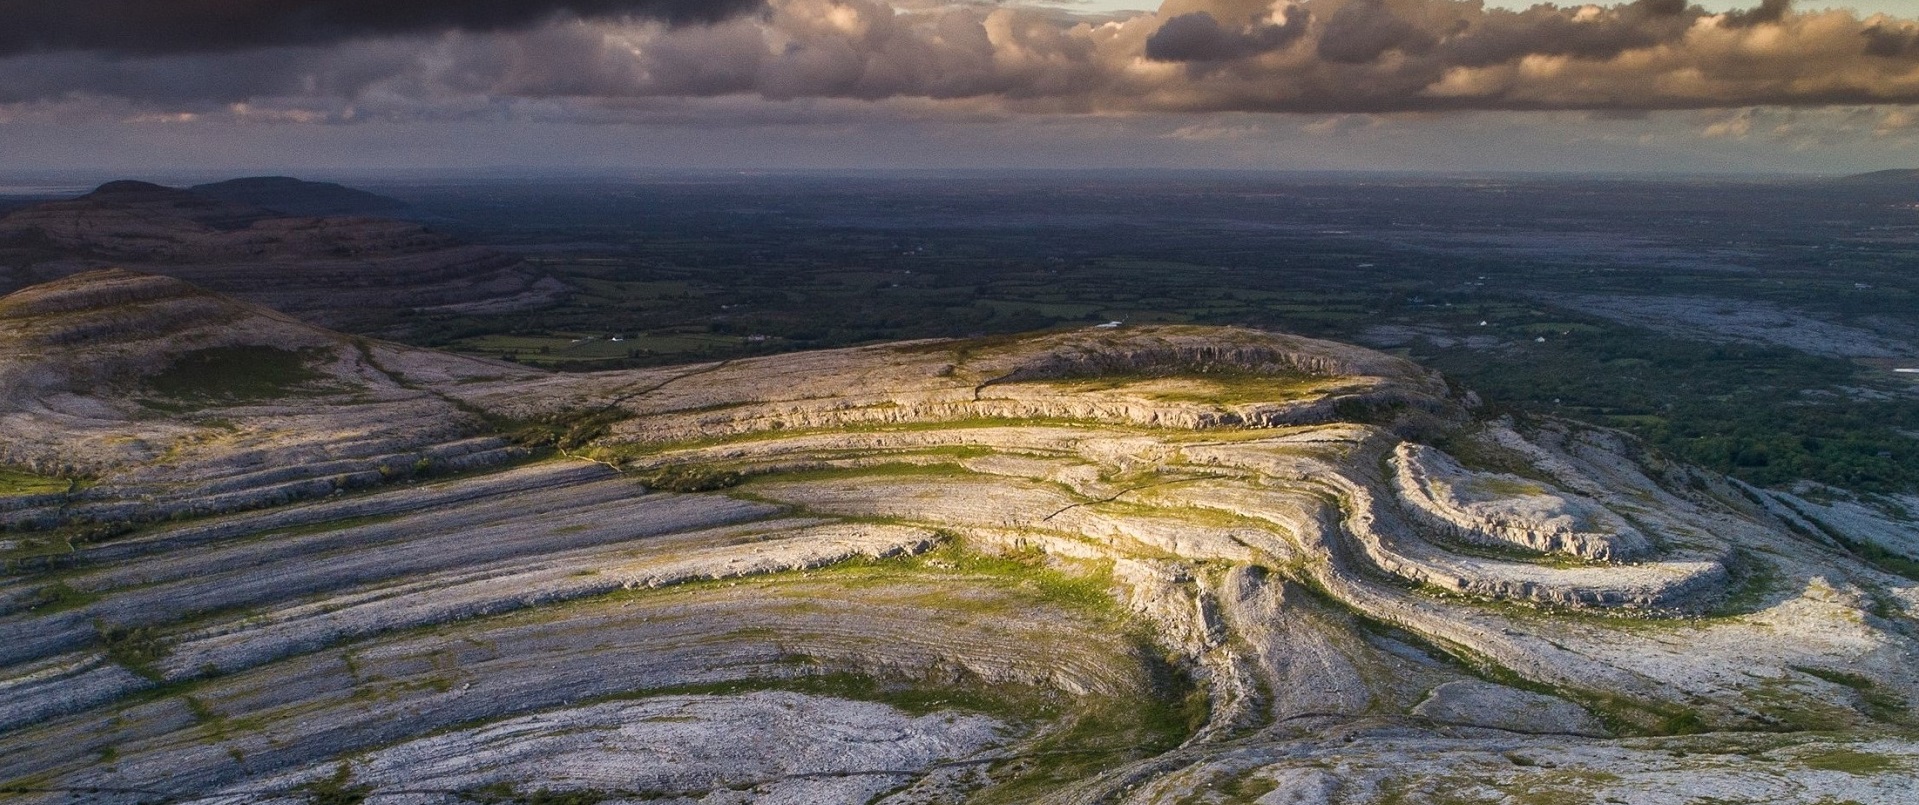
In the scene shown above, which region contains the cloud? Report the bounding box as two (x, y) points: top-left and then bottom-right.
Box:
(3, 0), (1919, 123)
(1162, 120), (1265, 139)
(1864, 21), (1919, 58)
(1872, 106), (1919, 136)
(1720, 0), (1792, 29)
(1315, 0), (1434, 64)
(0, 0), (762, 56)
(1145, 5), (1310, 63)
(1431, 1), (1691, 68)
(1700, 109), (1756, 139)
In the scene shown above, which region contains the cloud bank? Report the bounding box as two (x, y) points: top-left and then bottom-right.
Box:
(0, 0), (762, 56)
(3, 0), (1919, 122)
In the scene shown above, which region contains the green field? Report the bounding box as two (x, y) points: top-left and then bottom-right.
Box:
(0, 468), (67, 497)
(146, 346), (332, 402)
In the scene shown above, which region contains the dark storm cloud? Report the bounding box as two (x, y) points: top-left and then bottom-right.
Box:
(0, 0), (763, 56)
(1865, 23), (1919, 58)
(1435, 2), (1692, 67)
(1628, 0), (1688, 18)
(1720, 0), (1793, 29)
(1315, 0), (1435, 64)
(0, 46), (413, 105)
(1145, 10), (1310, 63)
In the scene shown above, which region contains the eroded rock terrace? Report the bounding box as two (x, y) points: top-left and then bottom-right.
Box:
(2, 272), (1917, 804)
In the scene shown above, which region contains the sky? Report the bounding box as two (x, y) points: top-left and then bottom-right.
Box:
(1069, 1), (1913, 12)
(4, 0), (1919, 176)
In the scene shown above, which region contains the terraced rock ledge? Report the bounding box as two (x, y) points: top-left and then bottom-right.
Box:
(3, 270), (1917, 804)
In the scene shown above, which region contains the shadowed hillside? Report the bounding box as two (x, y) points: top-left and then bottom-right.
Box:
(0, 179), (564, 331)
(189, 176), (410, 218)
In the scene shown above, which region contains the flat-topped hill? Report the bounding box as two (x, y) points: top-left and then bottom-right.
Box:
(187, 176), (409, 218)
(0, 272), (1916, 804)
(1839, 168), (1919, 184)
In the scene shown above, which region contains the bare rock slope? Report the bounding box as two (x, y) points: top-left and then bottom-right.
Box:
(2, 272), (1917, 804)
(0, 269), (537, 529)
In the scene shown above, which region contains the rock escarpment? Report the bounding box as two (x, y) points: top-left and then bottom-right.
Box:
(2, 273), (1917, 804)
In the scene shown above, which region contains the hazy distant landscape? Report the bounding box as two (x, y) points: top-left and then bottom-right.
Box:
(223, 172), (1919, 496)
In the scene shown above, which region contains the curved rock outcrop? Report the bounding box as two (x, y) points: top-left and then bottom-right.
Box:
(1393, 442), (1654, 562)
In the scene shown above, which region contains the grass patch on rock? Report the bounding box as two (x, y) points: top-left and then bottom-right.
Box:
(1014, 369), (1335, 406)
(1793, 666), (1909, 723)
(300, 763), (373, 805)
(26, 580), (98, 613)
(0, 467), (70, 497)
(1794, 746), (1904, 775)
(145, 345), (332, 403)
(634, 464), (747, 492)
(94, 619), (169, 681)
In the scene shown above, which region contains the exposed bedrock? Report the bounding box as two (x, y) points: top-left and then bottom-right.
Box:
(1392, 442), (1653, 562)
(0, 574), (1154, 802)
(451, 325), (1458, 448)
(203, 692), (1014, 805)
(0, 270), (540, 532)
(3, 273), (1917, 803)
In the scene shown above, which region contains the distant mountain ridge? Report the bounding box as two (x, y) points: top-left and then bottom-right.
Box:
(1837, 168), (1919, 184)
(0, 177), (561, 331)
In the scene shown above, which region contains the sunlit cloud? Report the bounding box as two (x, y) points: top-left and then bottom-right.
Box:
(1, 0), (1916, 125)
